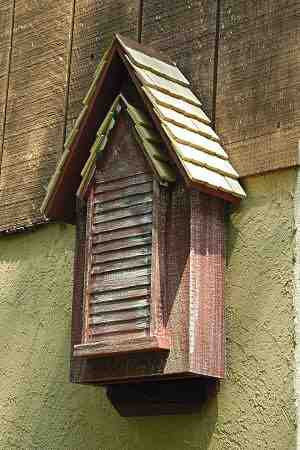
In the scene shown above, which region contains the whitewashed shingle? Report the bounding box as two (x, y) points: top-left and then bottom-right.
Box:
(162, 122), (228, 159)
(123, 45), (190, 87)
(143, 87), (210, 123)
(131, 61), (201, 106)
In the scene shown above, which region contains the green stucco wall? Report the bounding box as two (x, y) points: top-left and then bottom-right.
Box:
(0, 170), (296, 450)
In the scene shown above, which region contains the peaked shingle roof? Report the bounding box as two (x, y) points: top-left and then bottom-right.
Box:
(41, 34), (245, 221)
(118, 37), (245, 200)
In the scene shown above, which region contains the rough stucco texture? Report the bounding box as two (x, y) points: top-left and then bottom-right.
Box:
(0, 170), (296, 449)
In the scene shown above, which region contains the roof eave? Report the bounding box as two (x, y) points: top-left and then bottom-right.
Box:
(43, 39), (121, 222)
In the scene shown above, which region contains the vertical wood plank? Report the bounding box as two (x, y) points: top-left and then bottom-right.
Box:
(0, 0), (74, 232)
(141, 0), (218, 116)
(216, 1), (300, 176)
(0, 0), (15, 173)
(67, 0), (140, 122)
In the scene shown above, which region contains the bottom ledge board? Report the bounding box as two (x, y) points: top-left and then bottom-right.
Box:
(73, 335), (170, 358)
(106, 377), (219, 416)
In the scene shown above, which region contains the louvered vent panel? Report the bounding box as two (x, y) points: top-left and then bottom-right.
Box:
(85, 173), (153, 343)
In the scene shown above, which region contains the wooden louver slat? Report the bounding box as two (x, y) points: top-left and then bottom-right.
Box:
(84, 173), (153, 343)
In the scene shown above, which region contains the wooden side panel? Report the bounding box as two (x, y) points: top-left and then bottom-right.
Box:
(141, 0), (218, 116)
(70, 198), (87, 382)
(189, 191), (225, 378)
(216, 1), (300, 176)
(163, 182), (191, 374)
(0, 0), (74, 232)
(150, 180), (169, 338)
(67, 0), (140, 121)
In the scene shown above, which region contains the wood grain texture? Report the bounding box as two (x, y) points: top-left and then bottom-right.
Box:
(141, 0), (218, 116)
(74, 336), (170, 358)
(70, 198), (87, 382)
(0, 0), (14, 183)
(0, 0), (74, 232)
(150, 180), (169, 338)
(0, 76), (8, 158)
(67, 0), (140, 121)
(189, 191), (225, 378)
(0, 123), (64, 232)
(163, 181), (191, 374)
(73, 178), (225, 382)
(216, 1), (300, 176)
(82, 114), (154, 347)
(0, 1), (14, 78)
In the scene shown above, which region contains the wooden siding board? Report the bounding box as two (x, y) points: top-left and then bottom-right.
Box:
(5, 60), (66, 137)
(0, 0), (14, 204)
(0, 123), (64, 232)
(0, 2), (13, 78)
(141, 0), (218, 116)
(216, 1), (300, 176)
(11, 1), (71, 68)
(0, 76), (8, 147)
(0, 0), (73, 232)
(67, 0), (140, 120)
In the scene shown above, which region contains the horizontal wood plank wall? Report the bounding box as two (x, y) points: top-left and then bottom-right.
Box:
(0, 0), (74, 232)
(67, 0), (140, 123)
(141, 0), (218, 117)
(216, 1), (300, 177)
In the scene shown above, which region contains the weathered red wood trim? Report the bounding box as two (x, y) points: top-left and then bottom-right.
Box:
(70, 199), (87, 383)
(83, 183), (95, 343)
(189, 191), (225, 378)
(150, 180), (169, 338)
(74, 335), (170, 359)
